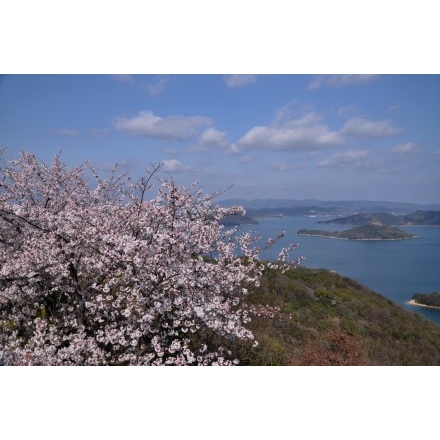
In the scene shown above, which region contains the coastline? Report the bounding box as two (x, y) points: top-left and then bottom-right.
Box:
(407, 299), (440, 310)
(297, 233), (417, 241)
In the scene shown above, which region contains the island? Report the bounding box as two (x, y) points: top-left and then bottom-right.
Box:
(318, 210), (440, 226)
(408, 292), (440, 309)
(297, 224), (417, 240)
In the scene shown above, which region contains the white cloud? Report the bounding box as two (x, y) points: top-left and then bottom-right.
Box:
(237, 122), (343, 152)
(308, 74), (380, 90)
(114, 110), (211, 141)
(341, 117), (403, 139)
(317, 149), (372, 170)
(161, 159), (185, 172)
(223, 75), (257, 88)
(227, 143), (241, 155)
(282, 112), (324, 129)
(272, 101), (295, 124)
(235, 104), (346, 152)
(199, 127), (229, 149)
(145, 75), (169, 96)
(391, 142), (417, 154)
(53, 129), (78, 136)
(234, 104), (404, 154)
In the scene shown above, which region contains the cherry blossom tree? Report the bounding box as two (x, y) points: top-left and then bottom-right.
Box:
(0, 150), (299, 365)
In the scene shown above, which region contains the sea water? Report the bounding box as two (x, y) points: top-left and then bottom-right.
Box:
(237, 216), (440, 325)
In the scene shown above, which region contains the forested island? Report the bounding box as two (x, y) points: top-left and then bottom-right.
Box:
(409, 292), (440, 309)
(297, 224), (416, 240)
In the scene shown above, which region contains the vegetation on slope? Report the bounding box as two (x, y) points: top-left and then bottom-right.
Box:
(402, 210), (440, 225)
(232, 266), (440, 365)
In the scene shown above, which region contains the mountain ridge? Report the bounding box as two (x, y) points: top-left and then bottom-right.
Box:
(219, 198), (440, 214)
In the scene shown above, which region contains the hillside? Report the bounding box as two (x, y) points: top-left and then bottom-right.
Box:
(402, 210), (440, 225)
(297, 224), (416, 240)
(234, 266), (440, 365)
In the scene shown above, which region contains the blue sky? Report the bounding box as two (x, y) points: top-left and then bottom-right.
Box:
(1, 74), (439, 204)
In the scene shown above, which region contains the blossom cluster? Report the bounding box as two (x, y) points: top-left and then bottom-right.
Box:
(0, 150), (299, 365)
(245, 304), (289, 320)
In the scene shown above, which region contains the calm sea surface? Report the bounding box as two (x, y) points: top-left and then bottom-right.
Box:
(238, 216), (440, 325)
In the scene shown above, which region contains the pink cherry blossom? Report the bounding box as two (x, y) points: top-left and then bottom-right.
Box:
(0, 150), (300, 365)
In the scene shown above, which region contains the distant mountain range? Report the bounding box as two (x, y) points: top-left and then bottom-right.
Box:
(219, 198), (440, 214)
(218, 198), (440, 225)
